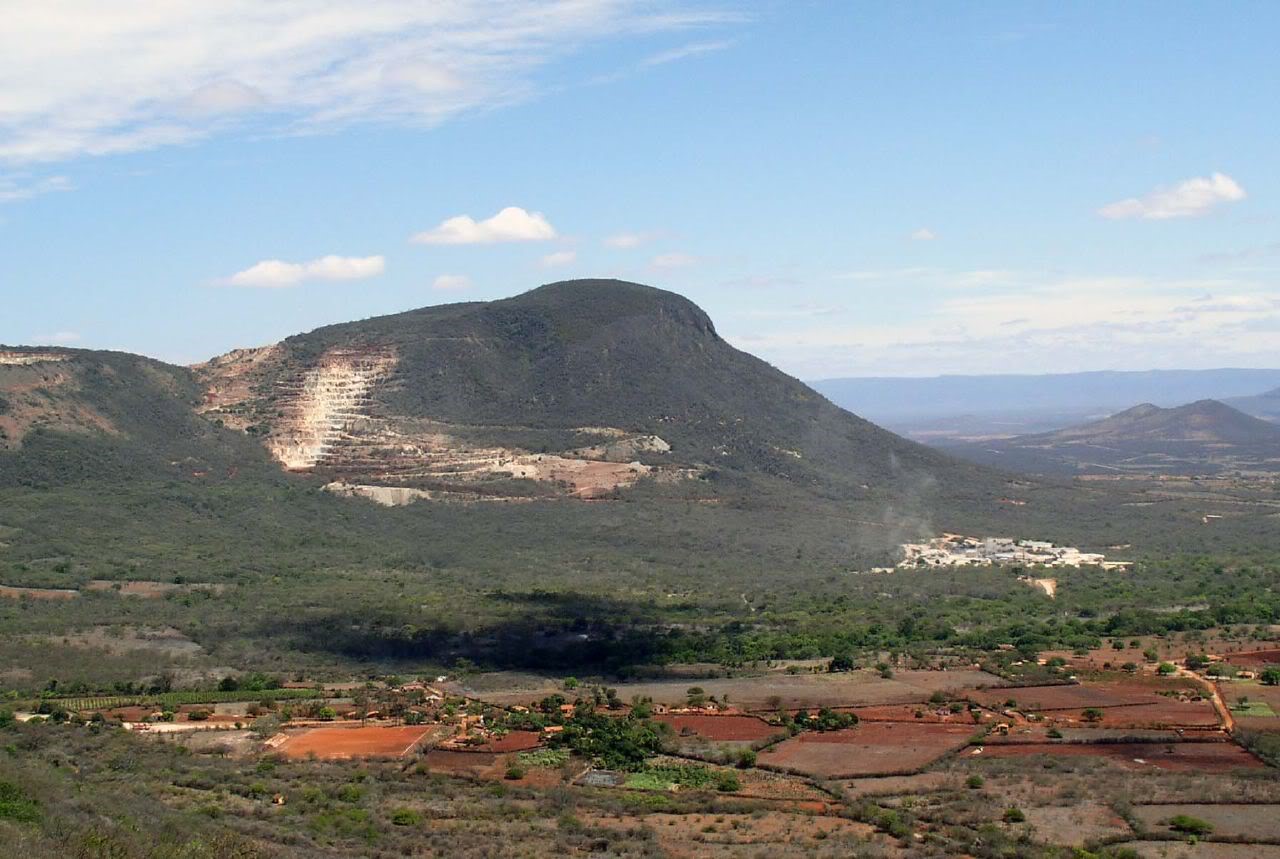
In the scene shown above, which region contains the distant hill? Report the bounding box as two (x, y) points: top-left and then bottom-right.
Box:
(0, 347), (276, 488)
(939, 399), (1280, 476)
(812, 369), (1280, 440)
(1225, 387), (1280, 423)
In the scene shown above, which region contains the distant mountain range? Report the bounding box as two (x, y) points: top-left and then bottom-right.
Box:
(938, 399), (1280, 476)
(812, 370), (1280, 441)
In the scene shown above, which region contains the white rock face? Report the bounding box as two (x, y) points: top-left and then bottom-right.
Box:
(269, 349), (396, 470)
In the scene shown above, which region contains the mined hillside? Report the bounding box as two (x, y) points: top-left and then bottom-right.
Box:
(194, 279), (1031, 511)
(941, 399), (1280, 476)
(0, 347), (277, 488)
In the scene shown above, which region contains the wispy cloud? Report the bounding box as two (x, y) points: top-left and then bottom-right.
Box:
(650, 251), (698, 269)
(640, 39), (732, 67)
(910, 227), (936, 241)
(411, 207), (556, 245)
(432, 273), (472, 291)
(1099, 172), (1246, 220)
(732, 269), (1280, 376)
(539, 250), (577, 267)
(0, 174), (73, 204)
(603, 231), (660, 249)
(223, 255), (385, 288)
(31, 330), (81, 345)
(0, 3), (735, 165)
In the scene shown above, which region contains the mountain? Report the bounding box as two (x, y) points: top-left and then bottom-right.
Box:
(812, 369), (1280, 441)
(1225, 387), (1280, 423)
(939, 399), (1280, 476)
(0, 346), (276, 488)
(2, 278), (1114, 592)
(191, 279), (1011, 507)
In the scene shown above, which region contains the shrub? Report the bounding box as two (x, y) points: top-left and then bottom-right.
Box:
(504, 765), (526, 780)
(0, 781), (40, 823)
(1168, 814), (1213, 835)
(714, 771), (741, 792)
(391, 808), (421, 826)
(966, 774), (984, 789)
(1003, 806), (1026, 823)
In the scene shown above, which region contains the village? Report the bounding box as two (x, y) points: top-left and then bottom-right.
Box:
(897, 533), (1133, 570)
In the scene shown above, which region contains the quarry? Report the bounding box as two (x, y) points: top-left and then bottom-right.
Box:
(193, 342), (694, 500)
(898, 534), (1131, 570)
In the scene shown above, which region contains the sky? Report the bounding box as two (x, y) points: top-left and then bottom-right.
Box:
(2, 1), (1279, 379)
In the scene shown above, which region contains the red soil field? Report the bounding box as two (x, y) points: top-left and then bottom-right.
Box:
(423, 749), (501, 776)
(655, 714), (782, 741)
(1230, 649), (1280, 666)
(760, 722), (974, 778)
(484, 731), (543, 752)
(1045, 700), (1221, 729)
(966, 683), (1157, 711)
(0, 584), (78, 600)
(848, 704), (972, 723)
(278, 725), (432, 759)
(978, 741), (1263, 772)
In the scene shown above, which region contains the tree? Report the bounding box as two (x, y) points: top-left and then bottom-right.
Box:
(1157, 662), (1176, 676)
(1261, 667), (1280, 686)
(1082, 708), (1104, 723)
(828, 654), (856, 673)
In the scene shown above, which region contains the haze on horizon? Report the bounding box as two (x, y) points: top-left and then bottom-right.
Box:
(2, 1), (1278, 379)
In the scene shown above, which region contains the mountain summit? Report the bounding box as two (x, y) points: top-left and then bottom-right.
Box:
(194, 279), (992, 503)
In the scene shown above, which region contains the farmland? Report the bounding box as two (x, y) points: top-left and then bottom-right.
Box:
(275, 725), (437, 760)
(761, 721), (976, 778)
(978, 741), (1264, 772)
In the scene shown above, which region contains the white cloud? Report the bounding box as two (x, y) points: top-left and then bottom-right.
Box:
(603, 231), (657, 248)
(540, 250), (577, 267)
(728, 268), (1280, 376)
(0, 3), (734, 165)
(31, 330), (81, 345)
(224, 254), (385, 288)
(650, 251), (698, 269)
(1099, 172), (1247, 220)
(0, 174), (73, 203)
(411, 206), (556, 245)
(640, 39), (732, 67)
(432, 273), (472, 291)
(910, 227), (937, 241)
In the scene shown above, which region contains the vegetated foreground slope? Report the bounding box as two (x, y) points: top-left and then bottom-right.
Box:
(939, 399), (1280, 476)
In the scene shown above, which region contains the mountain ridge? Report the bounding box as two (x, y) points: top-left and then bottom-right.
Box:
(939, 398), (1280, 476)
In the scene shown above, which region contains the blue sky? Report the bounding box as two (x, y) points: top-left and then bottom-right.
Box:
(2, 1), (1278, 377)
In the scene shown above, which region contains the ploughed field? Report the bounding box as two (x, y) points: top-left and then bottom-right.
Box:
(977, 740), (1264, 772)
(654, 713), (782, 742)
(759, 722), (976, 778)
(460, 668), (1007, 710)
(967, 679), (1224, 729)
(274, 725), (435, 759)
